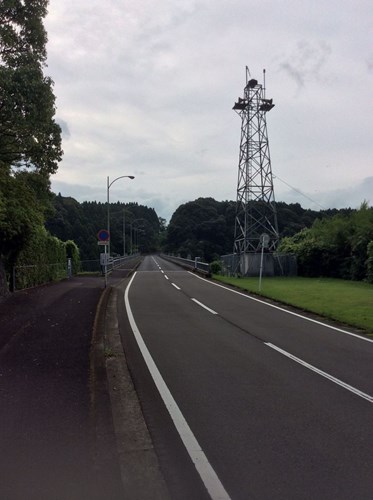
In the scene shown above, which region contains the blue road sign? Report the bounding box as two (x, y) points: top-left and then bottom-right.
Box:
(97, 229), (110, 241)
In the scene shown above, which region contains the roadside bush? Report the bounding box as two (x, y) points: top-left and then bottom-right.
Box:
(210, 260), (222, 274)
(14, 226), (67, 290)
(278, 204), (373, 280)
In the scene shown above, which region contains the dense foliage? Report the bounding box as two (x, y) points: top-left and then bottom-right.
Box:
(165, 198), (236, 262)
(0, 0), (63, 295)
(278, 203), (373, 281)
(165, 197), (373, 282)
(14, 225), (67, 290)
(164, 197), (341, 262)
(0, 0), (62, 174)
(45, 194), (162, 260)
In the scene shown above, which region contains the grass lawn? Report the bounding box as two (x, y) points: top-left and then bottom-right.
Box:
(213, 275), (373, 334)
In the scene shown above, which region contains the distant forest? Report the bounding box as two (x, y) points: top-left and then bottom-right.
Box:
(163, 197), (372, 282)
(45, 193), (163, 260)
(163, 197), (354, 260)
(45, 194), (364, 260)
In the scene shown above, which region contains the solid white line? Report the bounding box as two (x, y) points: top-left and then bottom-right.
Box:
(191, 298), (218, 315)
(124, 273), (231, 500)
(188, 272), (373, 344)
(172, 283), (181, 290)
(265, 342), (373, 403)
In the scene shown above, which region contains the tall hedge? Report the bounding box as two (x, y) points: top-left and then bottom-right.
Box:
(14, 226), (67, 290)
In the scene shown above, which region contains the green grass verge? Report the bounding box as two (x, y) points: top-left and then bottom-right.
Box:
(213, 275), (373, 334)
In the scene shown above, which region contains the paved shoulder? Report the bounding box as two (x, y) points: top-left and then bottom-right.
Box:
(0, 277), (123, 500)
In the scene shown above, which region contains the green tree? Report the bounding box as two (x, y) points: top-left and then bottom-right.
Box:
(278, 203), (373, 280)
(165, 198), (235, 261)
(0, 0), (62, 174)
(0, 0), (62, 295)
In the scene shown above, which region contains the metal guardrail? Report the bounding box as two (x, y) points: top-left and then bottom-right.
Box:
(161, 254), (211, 275)
(109, 254), (140, 271)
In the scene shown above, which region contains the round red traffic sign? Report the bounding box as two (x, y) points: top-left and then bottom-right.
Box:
(97, 229), (110, 241)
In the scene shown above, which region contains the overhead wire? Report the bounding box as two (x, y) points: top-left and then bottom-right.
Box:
(273, 174), (326, 210)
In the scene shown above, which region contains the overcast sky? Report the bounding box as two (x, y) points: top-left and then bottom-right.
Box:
(45, 0), (372, 222)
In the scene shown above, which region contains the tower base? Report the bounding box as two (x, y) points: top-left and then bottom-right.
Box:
(240, 253), (274, 277)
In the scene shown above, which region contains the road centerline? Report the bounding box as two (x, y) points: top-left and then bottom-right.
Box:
(191, 298), (218, 315)
(188, 272), (373, 343)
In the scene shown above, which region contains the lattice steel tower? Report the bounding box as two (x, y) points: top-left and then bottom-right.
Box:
(232, 67), (279, 274)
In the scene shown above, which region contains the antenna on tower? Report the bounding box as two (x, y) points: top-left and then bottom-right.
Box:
(232, 68), (279, 276)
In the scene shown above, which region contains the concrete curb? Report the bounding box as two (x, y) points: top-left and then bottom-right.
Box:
(91, 261), (170, 499)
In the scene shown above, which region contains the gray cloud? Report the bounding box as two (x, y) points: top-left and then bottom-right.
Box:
(278, 40), (332, 90)
(56, 118), (70, 139)
(45, 0), (373, 222)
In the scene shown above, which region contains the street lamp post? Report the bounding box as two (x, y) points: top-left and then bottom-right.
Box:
(131, 218), (148, 255)
(107, 175), (134, 256)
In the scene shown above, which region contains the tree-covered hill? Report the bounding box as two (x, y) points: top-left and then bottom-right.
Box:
(164, 197), (373, 282)
(164, 197), (348, 262)
(45, 194), (162, 260)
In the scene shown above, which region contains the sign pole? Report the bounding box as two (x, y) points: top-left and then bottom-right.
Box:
(259, 233), (270, 292)
(259, 243), (264, 291)
(97, 229), (110, 288)
(104, 244), (108, 287)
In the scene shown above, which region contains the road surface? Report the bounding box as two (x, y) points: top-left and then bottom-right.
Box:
(118, 255), (373, 500)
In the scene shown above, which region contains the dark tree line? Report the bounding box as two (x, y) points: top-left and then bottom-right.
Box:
(46, 194), (162, 260)
(164, 197), (373, 282)
(164, 198), (339, 261)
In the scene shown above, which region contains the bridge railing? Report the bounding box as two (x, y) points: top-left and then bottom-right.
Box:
(160, 254), (211, 276)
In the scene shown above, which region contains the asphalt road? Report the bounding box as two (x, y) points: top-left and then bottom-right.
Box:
(118, 255), (373, 500)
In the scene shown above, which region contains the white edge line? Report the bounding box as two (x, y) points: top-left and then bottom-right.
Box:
(188, 272), (373, 343)
(172, 283), (181, 290)
(124, 273), (231, 500)
(265, 342), (373, 403)
(191, 298), (218, 315)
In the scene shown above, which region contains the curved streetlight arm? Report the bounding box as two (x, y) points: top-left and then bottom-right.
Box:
(108, 175), (135, 190)
(107, 175), (135, 256)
